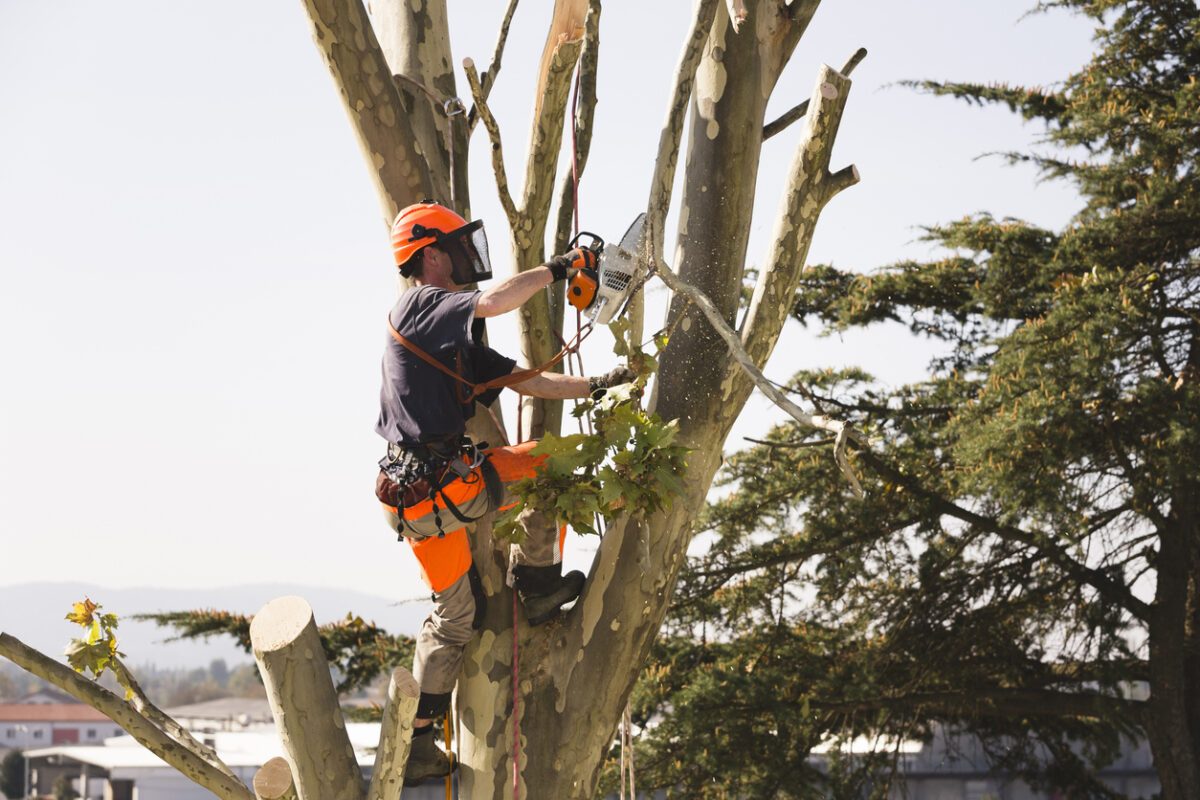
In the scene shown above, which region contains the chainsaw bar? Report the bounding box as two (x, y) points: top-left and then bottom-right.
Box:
(587, 213), (647, 325)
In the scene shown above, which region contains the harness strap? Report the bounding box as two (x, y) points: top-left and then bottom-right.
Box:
(387, 317), (583, 400)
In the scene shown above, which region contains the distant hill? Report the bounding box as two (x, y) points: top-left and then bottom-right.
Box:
(0, 583), (427, 669)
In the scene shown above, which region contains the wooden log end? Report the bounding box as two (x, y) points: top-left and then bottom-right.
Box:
(388, 666), (420, 701)
(253, 757), (296, 800)
(249, 596), (315, 654)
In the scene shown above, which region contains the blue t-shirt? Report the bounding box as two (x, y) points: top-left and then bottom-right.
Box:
(376, 286), (516, 446)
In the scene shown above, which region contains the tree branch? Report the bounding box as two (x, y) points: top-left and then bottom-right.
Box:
(740, 63), (857, 373)
(855, 448), (1154, 621)
(762, 48), (866, 141)
(298, 0), (432, 220)
(467, 0), (521, 132)
(801, 688), (1145, 723)
(0, 633), (255, 800)
(653, 263), (867, 498)
(551, 0), (602, 256)
(644, 0), (722, 269)
(517, 0), (587, 252)
(108, 658), (241, 784)
(463, 58), (520, 230)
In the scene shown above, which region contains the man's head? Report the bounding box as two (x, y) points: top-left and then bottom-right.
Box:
(391, 202), (493, 289)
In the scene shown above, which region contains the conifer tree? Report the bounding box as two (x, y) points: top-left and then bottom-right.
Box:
(634, 1), (1199, 797)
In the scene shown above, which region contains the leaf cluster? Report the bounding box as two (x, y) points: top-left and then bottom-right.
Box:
(63, 598), (124, 688)
(495, 319), (689, 539)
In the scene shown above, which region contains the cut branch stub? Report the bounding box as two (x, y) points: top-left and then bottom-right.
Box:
(741, 62), (857, 373)
(251, 596), (364, 800)
(254, 757), (298, 800)
(365, 667), (420, 800)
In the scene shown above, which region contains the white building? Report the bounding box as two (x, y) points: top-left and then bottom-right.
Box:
(23, 724), (458, 800)
(0, 703), (122, 749)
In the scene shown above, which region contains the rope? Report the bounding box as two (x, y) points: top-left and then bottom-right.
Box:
(443, 710), (455, 800)
(512, 588), (521, 799)
(507, 59), (585, 800)
(628, 710), (638, 796)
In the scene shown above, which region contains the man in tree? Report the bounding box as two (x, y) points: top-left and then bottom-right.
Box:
(374, 201), (634, 783)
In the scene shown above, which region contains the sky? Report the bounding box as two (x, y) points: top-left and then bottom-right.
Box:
(0, 1), (1097, 605)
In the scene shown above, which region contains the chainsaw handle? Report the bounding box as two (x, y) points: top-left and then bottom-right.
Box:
(565, 246), (599, 272)
(568, 230), (604, 254)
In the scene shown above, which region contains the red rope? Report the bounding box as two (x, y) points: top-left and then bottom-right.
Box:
(512, 588), (521, 798)
(510, 60), (585, 800)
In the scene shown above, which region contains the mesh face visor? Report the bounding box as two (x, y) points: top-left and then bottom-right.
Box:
(442, 220), (493, 285)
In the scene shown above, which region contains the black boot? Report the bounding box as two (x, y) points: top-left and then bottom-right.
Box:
(513, 564), (586, 626)
(404, 728), (455, 786)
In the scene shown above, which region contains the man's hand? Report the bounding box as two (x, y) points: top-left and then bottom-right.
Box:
(587, 366), (637, 399)
(547, 248), (599, 282)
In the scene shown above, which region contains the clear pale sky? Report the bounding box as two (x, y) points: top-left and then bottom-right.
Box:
(0, 1), (1094, 600)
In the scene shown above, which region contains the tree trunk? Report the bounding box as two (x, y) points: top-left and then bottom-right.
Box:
(294, 1), (854, 796)
(1145, 494), (1200, 800)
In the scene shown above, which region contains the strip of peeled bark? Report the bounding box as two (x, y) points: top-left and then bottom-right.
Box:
(253, 757), (299, 800)
(0, 633), (255, 800)
(251, 596), (364, 800)
(299, 0), (433, 221)
(365, 667), (420, 800)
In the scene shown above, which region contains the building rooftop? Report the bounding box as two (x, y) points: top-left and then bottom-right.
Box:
(25, 724), (384, 769)
(0, 703), (111, 723)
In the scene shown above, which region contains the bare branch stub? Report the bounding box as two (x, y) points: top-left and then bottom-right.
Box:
(763, 48), (867, 141)
(463, 58), (521, 232)
(468, 0), (521, 132)
(742, 63), (857, 372)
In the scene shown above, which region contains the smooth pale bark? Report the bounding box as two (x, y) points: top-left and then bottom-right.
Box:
(0, 634), (255, 800)
(371, 0), (469, 214)
(251, 597), (364, 800)
(253, 757), (298, 800)
(298, 0), (433, 223)
(365, 667), (420, 800)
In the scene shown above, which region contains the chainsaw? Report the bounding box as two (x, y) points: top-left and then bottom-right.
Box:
(564, 213), (648, 325)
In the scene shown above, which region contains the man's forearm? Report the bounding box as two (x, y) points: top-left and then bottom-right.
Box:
(510, 371), (590, 400)
(475, 266), (554, 318)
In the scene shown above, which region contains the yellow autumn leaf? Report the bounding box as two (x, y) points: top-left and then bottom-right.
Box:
(65, 598), (99, 627)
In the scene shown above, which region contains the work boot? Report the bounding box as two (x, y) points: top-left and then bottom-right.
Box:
(514, 564), (586, 626)
(404, 729), (455, 786)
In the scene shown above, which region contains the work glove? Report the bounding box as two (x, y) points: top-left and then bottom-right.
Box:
(546, 247), (599, 282)
(588, 366), (637, 399)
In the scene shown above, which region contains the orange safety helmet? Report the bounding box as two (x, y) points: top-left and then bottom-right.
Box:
(390, 201), (493, 284)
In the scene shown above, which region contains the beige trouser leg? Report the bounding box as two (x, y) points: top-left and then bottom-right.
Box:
(412, 571), (477, 696)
